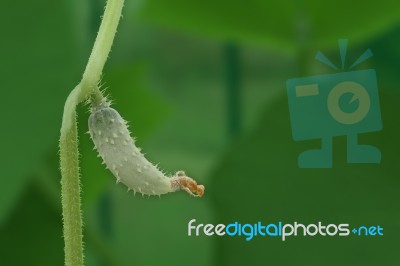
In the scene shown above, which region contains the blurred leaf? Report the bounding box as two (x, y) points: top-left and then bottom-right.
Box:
(0, 0), (85, 224)
(0, 181), (64, 266)
(137, 0), (400, 52)
(370, 26), (400, 95)
(111, 186), (214, 266)
(210, 89), (400, 265)
(79, 65), (170, 207)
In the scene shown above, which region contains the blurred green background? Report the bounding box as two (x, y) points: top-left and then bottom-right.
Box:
(1, 0), (400, 265)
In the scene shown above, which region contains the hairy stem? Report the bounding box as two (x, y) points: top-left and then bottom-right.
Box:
(60, 113), (83, 266)
(59, 0), (124, 265)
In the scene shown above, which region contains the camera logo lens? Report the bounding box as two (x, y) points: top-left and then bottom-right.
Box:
(327, 81), (370, 125)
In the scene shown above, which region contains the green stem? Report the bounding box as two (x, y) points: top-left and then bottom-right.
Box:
(82, 0), (124, 90)
(59, 1), (124, 265)
(60, 113), (83, 266)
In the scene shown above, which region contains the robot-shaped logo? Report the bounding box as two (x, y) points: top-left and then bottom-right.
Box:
(286, 40), (382, 168)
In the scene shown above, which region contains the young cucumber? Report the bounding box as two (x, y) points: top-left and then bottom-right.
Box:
(88, 104), (204, 197)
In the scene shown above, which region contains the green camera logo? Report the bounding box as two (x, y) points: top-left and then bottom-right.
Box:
(286, 40), (382, 168)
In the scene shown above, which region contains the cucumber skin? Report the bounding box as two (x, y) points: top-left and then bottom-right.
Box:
(88, 107), (174, 196)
